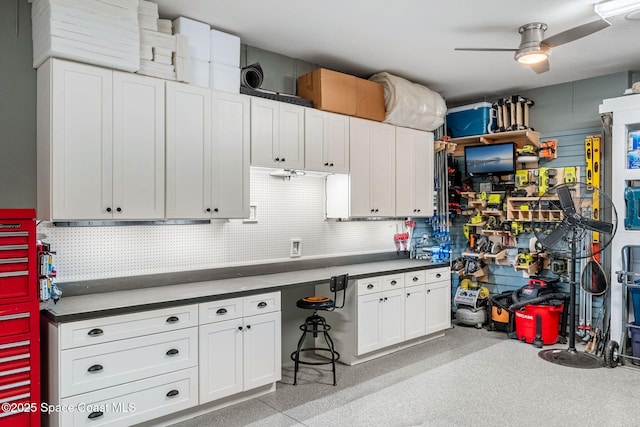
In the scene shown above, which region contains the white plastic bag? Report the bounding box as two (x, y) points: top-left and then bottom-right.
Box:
(369, 72), (446, 131)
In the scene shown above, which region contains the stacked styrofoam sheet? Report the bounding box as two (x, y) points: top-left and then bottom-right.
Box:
(209, 28), (240, 93)
(173, 17), (210, 87)
(31, 0), (140, 72)
(137, 0), (157, 31)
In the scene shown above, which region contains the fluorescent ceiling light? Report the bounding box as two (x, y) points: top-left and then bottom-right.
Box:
(595, 0), (640, 18)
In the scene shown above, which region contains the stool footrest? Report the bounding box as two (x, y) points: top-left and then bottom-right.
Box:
(290, 347), (340, 366)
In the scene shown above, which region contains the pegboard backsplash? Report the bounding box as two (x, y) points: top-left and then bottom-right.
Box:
(39, 168), (404, 282)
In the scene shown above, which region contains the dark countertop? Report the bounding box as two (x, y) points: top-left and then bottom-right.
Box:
(42, 255), (447, 323)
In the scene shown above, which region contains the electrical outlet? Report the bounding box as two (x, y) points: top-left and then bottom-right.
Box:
(290, 238), (301, 258)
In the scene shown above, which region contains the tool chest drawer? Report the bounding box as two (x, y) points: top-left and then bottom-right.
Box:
(59, 304), (198, 350)
(357, 277), (383, 295)
(0, 216), (36, 304)
(58, 367), (198, 427)
(199, 297), (243, 324)
(0, 310), (32, 339)
(425, 268), (450, 283)
(59, 327), (198, 398)
(405, 270), (426, 286)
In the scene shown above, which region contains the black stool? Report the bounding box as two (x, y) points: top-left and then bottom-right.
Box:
(290, 274), (348, 386)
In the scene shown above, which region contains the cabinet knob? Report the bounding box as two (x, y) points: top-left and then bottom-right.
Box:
(238, 326), (243, 331)
(374, 209), (379, 213)
(214, 208), (219, 213)
(246, 324), (251, 329)
(370, 209), (375, 213)
(407, 293), (411, 297)
(413, 276), (419, 282)
(329, 163), (334, 167)
(88, 328), (104, 337)
(166, 348), (179, 356)
(88, 411), (104, 420)
(166, 316), (179, 324)
(324, 162), (329, 166)
(281, 158), (285, 162)
(390, 280), (397, 285)
(206, 208), (211, 212)
(427, 289), (431, 294)
(436, 273), (441, 278)
(417, 209), (421, 213)
(275, 157), (280, 162)
(383, 297), (388, 301)
(116, 207), (122, 212)
(166, 389), (180, 398)
(87, 364), (103, 373)
(106, 207), (112, 213)
(379, 298), (383, 302)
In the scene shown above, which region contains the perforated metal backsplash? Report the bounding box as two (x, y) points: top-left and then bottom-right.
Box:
(39, 168), (403, 282)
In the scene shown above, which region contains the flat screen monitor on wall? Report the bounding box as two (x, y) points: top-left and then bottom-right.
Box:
(464, 142), (516, 176)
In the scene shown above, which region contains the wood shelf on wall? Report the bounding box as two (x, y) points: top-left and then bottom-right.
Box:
(450, 129), (540, 156)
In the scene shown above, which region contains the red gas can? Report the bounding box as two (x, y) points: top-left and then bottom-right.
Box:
(515, 304), (564, 345)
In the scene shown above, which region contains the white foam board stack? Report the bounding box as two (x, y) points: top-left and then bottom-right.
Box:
(137, 0), (158, 31)
(137, 1), (184, 81)
(172, 16), (210, 87)
(31, 0), (140, 72)
(208, 27), (240, 93)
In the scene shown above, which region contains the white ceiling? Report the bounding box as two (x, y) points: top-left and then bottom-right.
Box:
(154, 0), (640, 102)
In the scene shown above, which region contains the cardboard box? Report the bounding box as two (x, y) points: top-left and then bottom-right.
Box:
(356, 78), (385, 122)
(297, 68), (385, 121)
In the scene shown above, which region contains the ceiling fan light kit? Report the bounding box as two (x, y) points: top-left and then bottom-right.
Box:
(595, 0), (640, 18)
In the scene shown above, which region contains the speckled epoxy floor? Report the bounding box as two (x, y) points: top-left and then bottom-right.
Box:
(167, 324), (640, 427)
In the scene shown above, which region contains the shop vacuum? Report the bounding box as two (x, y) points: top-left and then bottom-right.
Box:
(508, 278), (568, 348)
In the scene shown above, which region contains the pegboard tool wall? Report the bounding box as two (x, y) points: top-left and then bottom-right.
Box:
(38, 168), (404, 282)
(449, 128), (601, 300)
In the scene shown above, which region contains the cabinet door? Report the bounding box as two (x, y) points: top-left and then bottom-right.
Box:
(166, 81), (212, 219)
(243, 311), (281, 390)
(199, 318), (243, 403)
(305, 109), (349, 173)
(349, 117), (395, 217)
(50, 60), (113, 220)
(211, 91), (250, 218)
(278, 103), (305, 169)
(404, 284), (427, 340)
(396, 127), (434, 217)
(426, 281), (451, 335)
(356, 292), (382, 355)
(113, 72), (165, 219)
(250, 98), (279, 167)
(380, 288), (405, 347)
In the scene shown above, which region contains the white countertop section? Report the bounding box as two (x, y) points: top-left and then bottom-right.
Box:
(43, 260), (445, 322)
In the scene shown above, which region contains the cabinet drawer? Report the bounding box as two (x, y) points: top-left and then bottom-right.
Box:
(59, 367), (198, 427)
(405, 270), (426, 286)
(243, 292), (281, 316)
(357, 277), (382, 295)
(60, 328), (198, 398)
(199, 297), (243, 324)
(382, 274), (404, 291)
(60, 304), (198, 349)
(425, 268), (450, 283)
(0, 311), (31, 339)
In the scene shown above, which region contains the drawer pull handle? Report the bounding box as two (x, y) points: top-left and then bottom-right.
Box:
(87, 364), (103, 373)
(413, 276), (419, 282)
(87, 328), (103, 337)
(166, 389), (180, 398)
(436, 273), (442, 278)
(216, 308), (228, 315)
(166, 316), (180, 324)
(88, 411), (104, 420)
(391, 280), (397, 285)
(257, 301), (267, 308)
(367, 284), (374, 289)
(166, 348), (179, 356)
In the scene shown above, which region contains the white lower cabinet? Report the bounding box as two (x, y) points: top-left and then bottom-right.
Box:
(318, 267), (450, 365)
(198, 292), (281, 405)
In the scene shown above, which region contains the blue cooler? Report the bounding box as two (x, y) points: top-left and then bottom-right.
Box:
(446, 102), (494, 138)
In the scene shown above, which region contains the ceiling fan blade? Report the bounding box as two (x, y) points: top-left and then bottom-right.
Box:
(541, 19), (611, 48)
(543, 221), (571, 248)
(531, 59), (550, 74)
(556, 185), (577, 215)
(581, 218), (614, 234)
(454, 48), (518, 52)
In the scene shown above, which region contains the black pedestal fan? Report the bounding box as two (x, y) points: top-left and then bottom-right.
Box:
(532, 182), (617, 368)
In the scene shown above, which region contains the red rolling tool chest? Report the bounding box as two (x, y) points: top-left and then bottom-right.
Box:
(0, 209), (40, 426)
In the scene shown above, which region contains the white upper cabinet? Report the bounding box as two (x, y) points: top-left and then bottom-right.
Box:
(349, 117), (396, 217)
(250, 98), (304, 169)
(166, 82), (250, 219)
(395, 127), (434, 217)
(37, 58), (164, 221)
(304, 108), (349, 173)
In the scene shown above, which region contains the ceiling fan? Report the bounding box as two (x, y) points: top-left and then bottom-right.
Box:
(454, 19), (611, 74)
